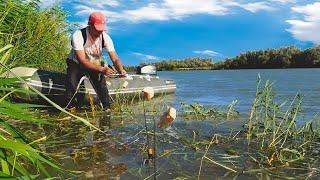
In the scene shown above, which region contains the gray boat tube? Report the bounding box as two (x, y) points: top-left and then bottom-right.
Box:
(1, 67), (176, 106)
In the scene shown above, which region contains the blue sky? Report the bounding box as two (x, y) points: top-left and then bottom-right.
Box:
(40, 0), (320, 65)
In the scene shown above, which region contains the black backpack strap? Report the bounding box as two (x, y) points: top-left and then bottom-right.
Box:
(70, 27), (87, 46)
(80, 28), (87, 46)
(102, 33), (105, 47)
(72, 27), (105, 48)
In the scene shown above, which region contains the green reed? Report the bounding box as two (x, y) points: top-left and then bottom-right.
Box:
(0, 44), (101, 178)
(0, 0), (70, 72)
(243, 75), (310, 164)
(191, 76), (320, 179)
(0, 45), (63, 178)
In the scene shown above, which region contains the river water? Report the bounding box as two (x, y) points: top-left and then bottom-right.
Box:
(160, 68), (320, 120)
(43, 68), (320, 179)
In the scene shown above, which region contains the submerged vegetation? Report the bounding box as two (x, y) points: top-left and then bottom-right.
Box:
(181, 100), (239, 121)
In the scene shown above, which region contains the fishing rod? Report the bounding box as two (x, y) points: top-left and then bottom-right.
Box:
(152, 114), (157, 179)
(143, 98), (153, 161)
(142, 87), (157, 179)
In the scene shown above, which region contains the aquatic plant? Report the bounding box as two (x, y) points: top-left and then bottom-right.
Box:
(181, 102), (239, 121)
(192, 76), (320, 179)
(228, 76), (320, 178)
(244, 75), (307, 163)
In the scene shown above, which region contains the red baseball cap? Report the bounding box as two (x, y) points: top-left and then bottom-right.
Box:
(88, 12), (107, 31)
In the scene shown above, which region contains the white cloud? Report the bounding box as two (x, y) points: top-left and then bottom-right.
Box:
(268, 0), (296, 4)
(291, 2), (320, 22)
(123, 3), (171, 22)
(286, 2), (320, 44)
(74, 5), (95, 16)
(122, 1), (229, 22)
(133, 52), (160, 60)
(237, 2), (274, 13)
(193, 50), (222, 57)
(82, 0), (120, 8)
(70, 0), (276, 23)
(74, 5), (123, 22)
(163, 0), (229, 17)
(122, 0), (275, 22)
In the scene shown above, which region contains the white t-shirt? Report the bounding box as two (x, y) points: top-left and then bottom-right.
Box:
(67, 27), (115, 64)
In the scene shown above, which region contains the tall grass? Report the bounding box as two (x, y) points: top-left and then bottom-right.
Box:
(0, 1), (101, 178)
(244, 75), (309, 164)
(0, 46), (103, 178)
(0, 0), (70, 71)
(0, 44), (67, 178)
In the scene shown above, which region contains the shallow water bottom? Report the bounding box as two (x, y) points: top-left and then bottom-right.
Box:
(18, 106), (320, 179)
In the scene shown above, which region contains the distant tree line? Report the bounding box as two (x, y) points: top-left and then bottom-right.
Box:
(125, 46), (320, 72)
(125, 58), (214, 72)
(153, 58), (213, 70)
(215, 46), (320, 69)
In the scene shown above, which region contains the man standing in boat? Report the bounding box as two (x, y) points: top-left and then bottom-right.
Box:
(66, 12), (126, 111)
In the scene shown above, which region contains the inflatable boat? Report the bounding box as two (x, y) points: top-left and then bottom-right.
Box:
(2, 66), (176, 105)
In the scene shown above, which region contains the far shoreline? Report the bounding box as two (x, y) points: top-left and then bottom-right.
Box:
(127, 66), (320, 72)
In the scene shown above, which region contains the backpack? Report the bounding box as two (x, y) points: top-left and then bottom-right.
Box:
(71, 27), (105, 47)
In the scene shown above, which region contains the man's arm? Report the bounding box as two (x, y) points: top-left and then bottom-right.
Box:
(75, 50), (114, 75)
(108, 51), (126, 75)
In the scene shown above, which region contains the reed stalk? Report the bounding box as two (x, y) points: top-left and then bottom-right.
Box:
(0, 0), (70, 71)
